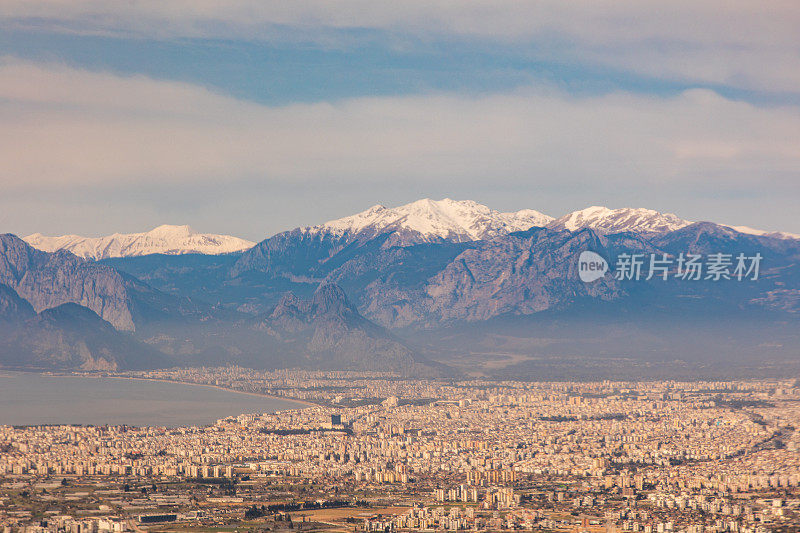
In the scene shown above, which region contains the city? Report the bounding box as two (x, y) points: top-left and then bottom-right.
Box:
(2, 1), (799, 532)
(2, 370), (798, 532)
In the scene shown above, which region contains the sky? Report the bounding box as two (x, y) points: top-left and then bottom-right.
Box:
(1, 1), (799, 241)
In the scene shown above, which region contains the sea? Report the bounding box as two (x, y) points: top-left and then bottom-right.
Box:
(0, 371), (304, 427)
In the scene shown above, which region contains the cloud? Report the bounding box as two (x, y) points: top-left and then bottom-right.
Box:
(1, 58), (799, 195)
(2, 1), (796, 45)
(2, 1), (799, 93)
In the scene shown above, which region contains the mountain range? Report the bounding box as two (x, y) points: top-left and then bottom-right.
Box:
(4, 199), (800, 378)
(24, 200), (799, 260)
(24, 224), (254, 260)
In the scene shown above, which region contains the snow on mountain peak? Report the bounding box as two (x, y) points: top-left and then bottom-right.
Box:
(307, 198), (554, 243)
(23, 202), (797, 262)
(23, 225), (255, 260)
(723, 225), (800, 240)
(148, 224), (194, 237)
(549, 206), (692, 234)
(546, 206), (799, 239)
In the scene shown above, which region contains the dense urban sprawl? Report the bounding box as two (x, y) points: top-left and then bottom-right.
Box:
(2, 369), (799, 532)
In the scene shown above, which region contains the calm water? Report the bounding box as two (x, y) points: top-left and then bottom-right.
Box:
(0, 372), (304, 427)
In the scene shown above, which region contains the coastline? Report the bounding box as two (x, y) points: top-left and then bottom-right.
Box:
(103, 374), (320, 408)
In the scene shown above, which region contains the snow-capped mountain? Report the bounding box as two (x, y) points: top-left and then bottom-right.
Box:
(21, 201), (798, 264)
(548, 206), (692, 235)
(547, 206), (799, 239)
(302, 198), (554, 245)
(24, 225), (255, 260)
(723, 225), (800, 240)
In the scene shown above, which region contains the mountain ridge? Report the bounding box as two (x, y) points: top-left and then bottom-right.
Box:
(0, 233), (204, 332)
(0, 283), (166, 371)
(24, 224), (255, 260)
(547, 206), (691, 234)
(261, 283), (437, 374)
(298, 198), (554, 247)
(21, 200), (799, 263)
(5, 199), (800, 377)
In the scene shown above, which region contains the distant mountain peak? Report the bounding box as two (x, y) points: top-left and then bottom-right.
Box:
(311, 282), (352, 312)
(262, 283), (435, 374)
(723, 224), (800, 240)
(549, 206), (692, 234)
(304, 198), (554, 245)
(24, 225), (255, 260)
(271, 283), (359, 324)
(148, 224), (194, 237)
(547, 206), (799, 239)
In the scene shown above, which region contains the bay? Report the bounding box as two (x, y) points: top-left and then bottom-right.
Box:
(0, 372), (304, 427)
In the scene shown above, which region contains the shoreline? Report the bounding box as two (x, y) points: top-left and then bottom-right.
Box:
(104, 375), (321, 408)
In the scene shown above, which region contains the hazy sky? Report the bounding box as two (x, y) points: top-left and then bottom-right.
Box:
(1, 1), (799, 241)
